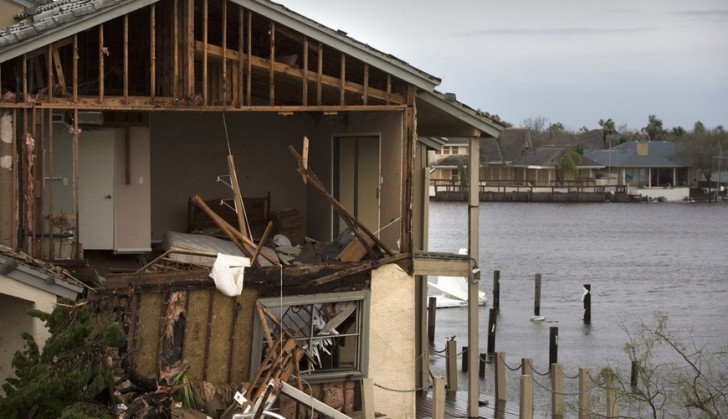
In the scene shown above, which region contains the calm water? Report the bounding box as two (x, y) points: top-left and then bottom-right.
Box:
(426, 201), (728, 410)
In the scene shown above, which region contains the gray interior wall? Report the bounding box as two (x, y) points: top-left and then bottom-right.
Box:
(146, 110), (403, 247)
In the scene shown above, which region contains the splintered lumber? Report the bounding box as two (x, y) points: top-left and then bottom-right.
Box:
(226, 154), (250, 239)
(190, 194), (279, 266)
(337, 228), (375, 262)
(288, 143), (394, 259)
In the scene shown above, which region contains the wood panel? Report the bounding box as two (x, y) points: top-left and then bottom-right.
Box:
(206, 290), (234, 384)
(183, 289), (212, 380)
(134, 291), (163, 377)
(230, 288), (257, 383)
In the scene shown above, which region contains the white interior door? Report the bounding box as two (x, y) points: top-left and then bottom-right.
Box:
(79, 129), (115, 249)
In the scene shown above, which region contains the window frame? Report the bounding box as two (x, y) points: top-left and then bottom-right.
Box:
(251, 290), (371, 383)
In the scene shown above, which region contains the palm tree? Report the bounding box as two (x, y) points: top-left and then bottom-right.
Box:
(599, 118), (616, 148)
(555, 146), (582, 186)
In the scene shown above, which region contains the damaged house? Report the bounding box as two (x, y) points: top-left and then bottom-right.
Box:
(0, 0), (503, 416)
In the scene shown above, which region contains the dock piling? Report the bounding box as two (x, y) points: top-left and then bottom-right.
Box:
(534, 273), (542, 316)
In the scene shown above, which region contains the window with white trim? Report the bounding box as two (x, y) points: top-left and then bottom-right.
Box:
(252, 290), (370, 382)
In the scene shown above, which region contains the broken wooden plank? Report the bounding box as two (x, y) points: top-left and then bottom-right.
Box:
(251, 221), (273, 266)
(280, 381), (354, 419)
(337, 229), (376, 262)
(226, 154), (250, 239)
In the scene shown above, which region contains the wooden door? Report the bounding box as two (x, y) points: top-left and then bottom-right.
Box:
(334, 135), (380, 237)
(79, 129), (115, 249)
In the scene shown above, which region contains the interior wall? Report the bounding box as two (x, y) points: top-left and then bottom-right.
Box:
(114, 127), (151, 252)
(149, 111), (403, 247)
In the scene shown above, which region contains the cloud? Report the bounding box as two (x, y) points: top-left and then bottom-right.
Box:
(455, 27), (655, 37)
(673, 9), (728, 21)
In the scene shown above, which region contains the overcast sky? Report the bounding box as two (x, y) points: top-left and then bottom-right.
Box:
(276, 0), (727, 132)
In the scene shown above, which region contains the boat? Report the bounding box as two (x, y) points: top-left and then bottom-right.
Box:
(427, 276), (487, 308)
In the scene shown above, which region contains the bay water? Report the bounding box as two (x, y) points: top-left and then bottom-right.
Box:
(426, 201), (728, 412)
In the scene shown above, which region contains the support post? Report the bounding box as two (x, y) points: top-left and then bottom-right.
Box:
(534, 273), (541, 316)
(432, 376), (445, 419)
(479, 353), (486, 378)
(578, 367), (592, 419)
(520, 373), (533, 419)
(493, 270), (500, 312)
(361, 377), (375, 419)
(583, 284), (591, 323)
(549, 327), (559, 366)
(487, 307), (497, 359)
(446, 339), (457, 392)
(551, 363), (564, 418)
(630, 360), (638, 392)
(606, 371), (618, 418)
(462, 346), (468, 372)
(495, 352), (506, 401)
(428, 296), (437, 345)
(467, 137), (480, 418)
(521, 357), (533, 378)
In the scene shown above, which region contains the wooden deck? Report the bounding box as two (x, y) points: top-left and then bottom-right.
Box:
(416, 391), (520, 418)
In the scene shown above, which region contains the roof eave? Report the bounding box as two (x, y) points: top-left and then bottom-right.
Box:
(417, 91), (504, 138)
(0, 0), (160, 63)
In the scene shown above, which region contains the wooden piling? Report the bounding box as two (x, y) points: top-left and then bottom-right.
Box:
(583, 284), (591, 323)
(428, 296), (437, 345)
(551, 363), (564, 418)
(534, 274), (541, 316)
(495, 352), (506, 401)
(462, 346), (468, 372)
(521, 357), (533, 378)
(362, 377), (375, 419)
(606, 371), (618, 418)
(520, 373), (533, 419)
(493, 270), (500, 312)
(630, 360), (638, 391)
(549, 327), (558, 366)
(479, 353), (486, 378)
(578, 367), (592, 419)
(432, 376), (445, 419)
(487, 307), (497, 358)
(446, 340), (457, 392)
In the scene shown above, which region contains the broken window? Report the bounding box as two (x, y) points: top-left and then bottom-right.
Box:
(252, 290), (370, 383)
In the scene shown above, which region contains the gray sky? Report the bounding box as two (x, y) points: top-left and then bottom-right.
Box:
(277, 0), (727, 132)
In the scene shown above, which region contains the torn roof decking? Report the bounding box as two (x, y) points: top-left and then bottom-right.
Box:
(100, 253), (410, 296)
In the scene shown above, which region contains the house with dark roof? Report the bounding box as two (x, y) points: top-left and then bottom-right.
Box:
(0, 0), (503, 415)
(584, 141), (691, 201)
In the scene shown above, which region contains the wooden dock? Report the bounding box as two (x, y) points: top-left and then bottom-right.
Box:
(416, 391), (520, 418)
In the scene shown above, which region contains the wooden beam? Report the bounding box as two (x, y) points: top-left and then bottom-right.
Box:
(269, 21), (275, 105)
(221, 0), (227, 105)
(150, 4), (156, 98)
(173, 0), (179, 99)
(47, 109), (54, 259)
(46, 45), (53, 102)
(73, 109), (80, 258)
(386, 74), (391, 105)
(316, 43), (322, 105)
(339, 52), (345, 105)
(72, 35), (78, 102)
(123, 15), (128, 104)
(302, 36), (308, 106)
(202, 0), (208, 105)
(236, 6), (244, 106)
(22, 54), (27, 102)
(185, 0), (194, 97)
(362, 64), (368, 105)
(98, 24), (104, 103)
(51, 49), (67, 97)
(245, 11), (252, 106)
(413, 252), (471, 277)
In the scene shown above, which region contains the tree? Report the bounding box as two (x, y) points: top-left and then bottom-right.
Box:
(0, 303), (125, 418)
(548, 122), (565, 138)
(643, 115), (666, 141)
(521, 116), (549, 133)
(555, 146), (582, 186)
(599, 118), (616, 148)
(594, 312), (727, 418)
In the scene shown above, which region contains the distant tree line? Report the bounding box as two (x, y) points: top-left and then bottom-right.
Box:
(518, 114), (727, 182)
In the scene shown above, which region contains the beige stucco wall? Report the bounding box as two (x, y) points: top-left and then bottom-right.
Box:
(0, 275), (57, 395)
(369, 263), (416, 418)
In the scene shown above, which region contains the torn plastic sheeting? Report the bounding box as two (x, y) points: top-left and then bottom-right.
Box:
(210, 253), (251, 297)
